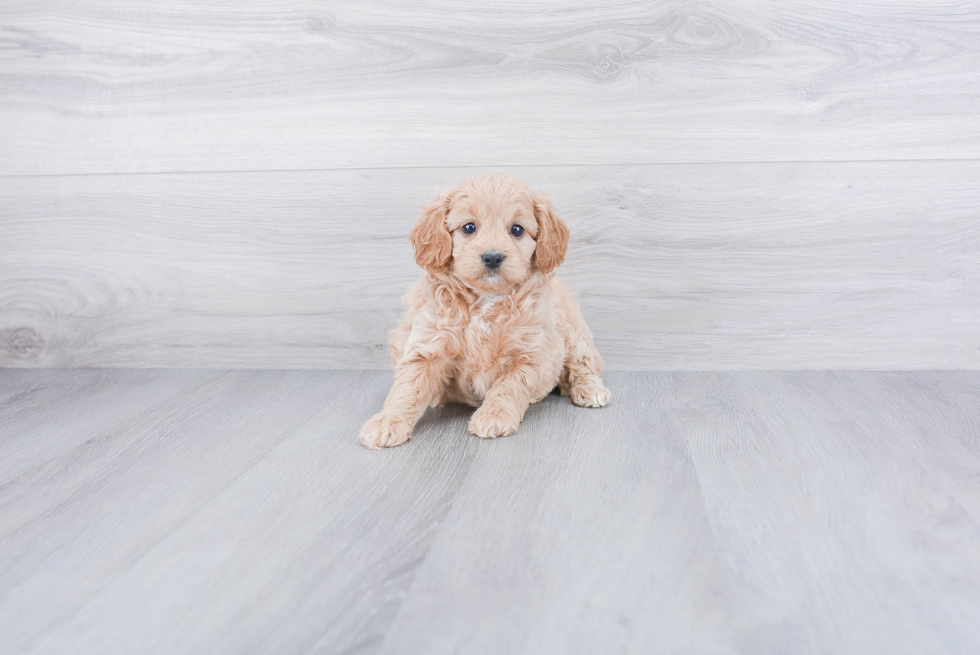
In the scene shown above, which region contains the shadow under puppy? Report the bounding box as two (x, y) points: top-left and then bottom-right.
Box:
(361, 172), (610, 449)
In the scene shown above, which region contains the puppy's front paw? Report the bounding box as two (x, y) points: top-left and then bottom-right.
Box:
(360, 413), (413, 449)
(570, 375), (611, 408)
(468, 402), (521, 439)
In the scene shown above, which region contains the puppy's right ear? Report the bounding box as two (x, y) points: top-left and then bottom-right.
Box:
(410, 191), (454, 274)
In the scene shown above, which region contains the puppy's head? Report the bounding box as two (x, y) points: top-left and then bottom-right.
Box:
(410, 172), (569, 293)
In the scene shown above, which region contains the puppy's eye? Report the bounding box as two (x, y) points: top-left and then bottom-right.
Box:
(510, 224), (525, 238)
(462, 223), (476, 235)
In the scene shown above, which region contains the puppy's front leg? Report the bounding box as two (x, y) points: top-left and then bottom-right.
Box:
(469, 367), (535, 439)
(360, 352), (449, 449)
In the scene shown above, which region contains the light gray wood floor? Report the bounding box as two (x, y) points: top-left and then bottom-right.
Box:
(1, 370), (978, 654)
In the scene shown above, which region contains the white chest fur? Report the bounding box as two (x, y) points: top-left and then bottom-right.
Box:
(469, 293), (503, 334)
(458, 294), (508, 399)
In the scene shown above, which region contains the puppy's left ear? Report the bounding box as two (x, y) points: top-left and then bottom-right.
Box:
(533, 196), (570, 274)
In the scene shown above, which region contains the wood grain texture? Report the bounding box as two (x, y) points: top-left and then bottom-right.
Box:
(684, 371), (980, 655)
(377, 372), (753, 654)
(379, 371), (980, 654)
(0, 369), (218, 525)
(1, 0), (979, 175)
(0, 370), (477, 654)
(1, 370), (978, 654)
(2, 162), (978, 370)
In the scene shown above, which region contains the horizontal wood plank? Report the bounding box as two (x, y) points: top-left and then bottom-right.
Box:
(2, 162), (977, 369)
(1, 0), (979, 175)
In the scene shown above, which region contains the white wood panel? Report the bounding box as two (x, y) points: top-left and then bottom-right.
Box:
(2, 162), (977, 369)
(1, 0), (979, 175)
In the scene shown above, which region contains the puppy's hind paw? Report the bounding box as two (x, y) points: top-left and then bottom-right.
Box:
(468, 403), (521, 439)
(360, 412), (413, 449)
(570, 375), (611, 408)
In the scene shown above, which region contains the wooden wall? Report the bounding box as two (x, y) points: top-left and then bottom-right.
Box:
(2, 1), (978, 369)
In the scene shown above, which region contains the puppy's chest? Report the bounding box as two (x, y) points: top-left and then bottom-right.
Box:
(445, 298), (517, 399)
(459, 296), (512, 362)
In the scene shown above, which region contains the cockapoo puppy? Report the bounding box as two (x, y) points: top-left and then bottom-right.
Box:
(360, 172), (610, 449)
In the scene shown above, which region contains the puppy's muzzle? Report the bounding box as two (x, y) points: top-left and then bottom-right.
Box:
(482, 251), (505, 271)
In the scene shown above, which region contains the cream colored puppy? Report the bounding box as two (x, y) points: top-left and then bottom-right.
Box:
(360, 172), (610, 449)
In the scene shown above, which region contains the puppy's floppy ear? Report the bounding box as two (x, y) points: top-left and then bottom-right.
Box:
(410, 191), (454, 273)
(533, 196), (570, 274)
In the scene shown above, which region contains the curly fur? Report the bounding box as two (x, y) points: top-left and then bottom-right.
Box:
(361, 172), (610, 449)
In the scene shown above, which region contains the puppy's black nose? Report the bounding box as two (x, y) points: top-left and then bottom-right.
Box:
(482, 251), (505, 270)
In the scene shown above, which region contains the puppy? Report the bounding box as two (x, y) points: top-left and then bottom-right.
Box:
(360, 172), (610, 449)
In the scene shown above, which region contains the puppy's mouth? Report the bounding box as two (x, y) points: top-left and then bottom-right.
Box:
(471, 268), (510, 291)
(481, 268), (509, 285)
